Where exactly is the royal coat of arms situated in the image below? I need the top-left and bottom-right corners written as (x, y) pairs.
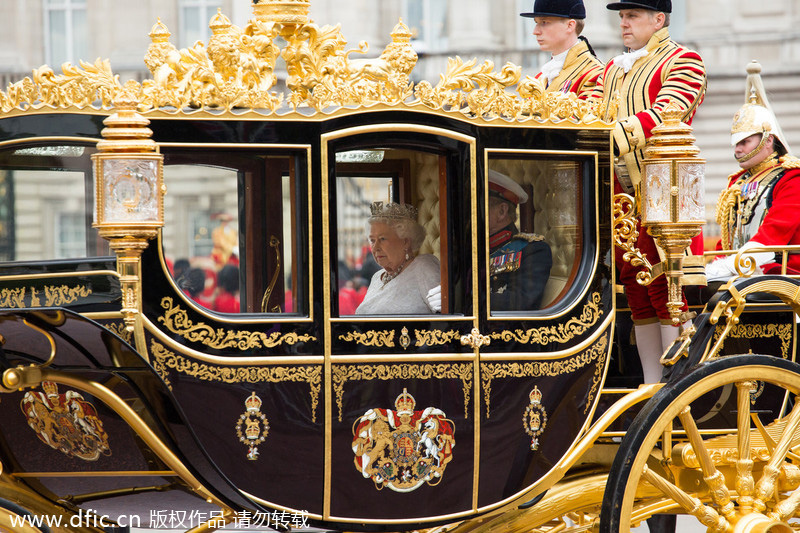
top-left (352, 388), bottom-right (455, 492)
top-left (20, 381), bottom-right (111, 461)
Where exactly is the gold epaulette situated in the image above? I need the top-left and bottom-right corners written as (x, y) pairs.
top-left (513, 233), bottom-right (546, 243)
top-left (780, 155), bottom-right (800, 170)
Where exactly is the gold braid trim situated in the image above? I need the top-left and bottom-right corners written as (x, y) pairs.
top-left (715, 181), bottom-right (741, 250)
top-left (780, 155), bottom-right (800, 169)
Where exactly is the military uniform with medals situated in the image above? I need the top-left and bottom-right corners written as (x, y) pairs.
top-left (490, 225), bottom-right (552, 311)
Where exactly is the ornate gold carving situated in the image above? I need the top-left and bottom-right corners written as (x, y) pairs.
top-left (158, 297), bottom-right (316, 349)
top-left (585, 354), bottom-right (605, 415)
top-left (613, 194), bottom-right (654, 286)
top-left (338, 330), bottom-right (395, 348)
top-left (104, 321), bottom-right (134, 344)
top-left (711, 323), bottom-right (792, 359)
top-left (461, 327), bottom-right (491, 349)
top-left (414, 329), bottom-right (461, 347)
top-left (332, 363), bottom-right (473, 422)
top-left (399, 327), bottom-right (411, 350)
top-left (0, 6), bottom-right (611, 124)
top-left (523, 386), bottom-right (547, 450)
top-left (149, 340), bottom-right (321, 422)
top-left (489, 292), bottom-right (602, 345)
top-left (0, 285), bottom-right (91, 308)
top-left (482, 332), bottom-right (608, 418)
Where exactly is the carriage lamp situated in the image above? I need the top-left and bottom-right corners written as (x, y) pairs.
top-left (92, 80), bottom-right (165, 334)
top-left (640, 103), bottom-right (705, 324)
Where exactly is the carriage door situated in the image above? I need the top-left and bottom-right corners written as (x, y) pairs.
top-left (320, 125), bottom-right (483, 523)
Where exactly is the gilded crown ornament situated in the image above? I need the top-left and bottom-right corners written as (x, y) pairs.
top-left (236, 391), bottom-right (270, 460)
top-left (369, 201), bottom-right (418, 221)
top-left (0, 0), bottom-right (608, 123)
top-left (394, 388), bottom-right (417, 414)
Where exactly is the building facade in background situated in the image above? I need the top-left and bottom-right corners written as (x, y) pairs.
top-left (1, 0), bottom-right (798, 243)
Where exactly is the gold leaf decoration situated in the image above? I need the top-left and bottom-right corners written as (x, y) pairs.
top-left (482, 332), bottom-right (608, 418)
top-left (149, 340), bottom-right (321, 422)
top-left (712, 323), bottom-right (792, 359)
top-left (105, 321), bottom-right (134, 344)
top-left (0, 288), bottom-right (26, 308)
top-left (338, 330), bottom-right (395, 348)
top-left (414, 329), bottom-right (462, 347)
top-left (332, 363), bottom-right (473, 422)
top-left (158, 297), bottom-right (316, 350)
top-left (489, 292), bottom-right (603, 345)
top-left (0, 285), bottom-right (91, 308)
top-left (0, 6), bottom-right (612, 124)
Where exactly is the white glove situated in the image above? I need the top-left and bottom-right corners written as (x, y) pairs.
top-left (706, 241), bottom-right (775, 282)
top-left (426, 285), bottom-right (442, 313)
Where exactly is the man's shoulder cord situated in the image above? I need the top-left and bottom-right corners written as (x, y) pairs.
top-left (512, 233), bottom-right (546, 243)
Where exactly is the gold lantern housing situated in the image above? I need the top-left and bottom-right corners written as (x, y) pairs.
top-left (641, 102), bottom-right (706, 324)
top-left (92, 80), bottom-right (165, 334)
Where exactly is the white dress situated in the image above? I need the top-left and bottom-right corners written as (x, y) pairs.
top-left (355, 254), bottom-right (440, 315)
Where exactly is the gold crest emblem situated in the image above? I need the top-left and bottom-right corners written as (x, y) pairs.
top-left (352, 389), bottom-right (455, 492)
top-left (523, 386), bottom-right (548, 451)
top-left (236, 392), bottom-right (270, 460)
top-left (20, 381), bottom-right (111, 461)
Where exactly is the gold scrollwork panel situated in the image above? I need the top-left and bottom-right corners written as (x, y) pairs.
top-left (711, 322), bottom-right (793, 359)
top-left (0, 285), bottom-right (92, 308)
top-left (481, 333), bottom-right (609, 418)
top-left (149, 340), bottom-right (321, 422)
top-left (158, 297), bottom-right (316, 350)
top-left (414, 329), bottom-right (462, 347)
top-left (338, 330), bottom-right (395, 348)
top-left (489, 292), bottom-right (602, 345)
top-left (332, 363), bottom-right (473, 422)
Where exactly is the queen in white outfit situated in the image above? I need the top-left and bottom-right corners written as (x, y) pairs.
top-left (355, 202), bottom-right (440, 315)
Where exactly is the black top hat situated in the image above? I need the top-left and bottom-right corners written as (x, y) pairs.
top-left (606, 0), bottom-right (672, 13)
top-left (520, 0), bottom-right (586, 19)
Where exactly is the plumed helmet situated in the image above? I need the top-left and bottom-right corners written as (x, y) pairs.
top-left (730, 61), bottom-right (790, 155)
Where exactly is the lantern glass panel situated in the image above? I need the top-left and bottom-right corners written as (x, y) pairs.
top-left (678, 161), bottom-right (705, 222)
top-left (642, 162), bottom-right (671, 223)
top-left (101, 158), bottom-right (160, 223)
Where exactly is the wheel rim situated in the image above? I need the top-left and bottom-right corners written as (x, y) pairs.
top-left (600, 356), bottom-right (800, 532)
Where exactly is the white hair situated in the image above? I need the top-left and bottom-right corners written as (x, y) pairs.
top-left (366, 217), bottom-right (426, 254)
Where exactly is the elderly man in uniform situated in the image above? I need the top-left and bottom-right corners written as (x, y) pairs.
top-left (591, 0), bottom-right (707, 385)
top-left (487, 170), bottom-right (552, 311)
top-left (520, 0), bottom-right (604, 99)
top-left (709, 62), bottom-right (800, 281)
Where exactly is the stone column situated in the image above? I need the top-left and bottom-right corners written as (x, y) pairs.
top-left (447, 0), bottom-right (498, 52)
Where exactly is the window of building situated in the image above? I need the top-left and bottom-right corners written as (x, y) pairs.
top-left (517, 0), bottom-right (539, 50)
top-left (44, 0), bottom-right (88, 67)
top-left (55, 212), bottom-right (86, 259)
top-left (179, 0), bottom-right (223, 48)
top-left (403, 0), bottom-right (449, 52)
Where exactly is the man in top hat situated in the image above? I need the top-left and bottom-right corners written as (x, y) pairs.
top-left (520, 0), bottom-right (604, 99)
top-left (709, 61), bottom-right (800, 281)
top-left (488, 170), bottom-right (552, 310)
top-left (590, 0), bottom-right (707, 385)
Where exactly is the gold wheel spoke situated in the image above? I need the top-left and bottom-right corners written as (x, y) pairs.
top-left (755, 398), bottom-right (800, 512)
top-left (737, 381), bottom-right (756, 514)
top-left (642, 465), bottom-right (731, 532)
top-left (678, 406), bottom-right (735, 519)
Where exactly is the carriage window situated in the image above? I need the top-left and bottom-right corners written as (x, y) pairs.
top-left (0, 144), bottom-right (106, 262)
top-left (335, 148), bottom-right (445, 316)
top-left (162, 153), bottom-right (303, 315)
top-left (488, 156), bottom-right (582, 313)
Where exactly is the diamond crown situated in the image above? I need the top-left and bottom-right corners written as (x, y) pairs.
top-left (245, 392), bottom-right (262, 412)
top-left (369, 202), bottom-right (418, 221)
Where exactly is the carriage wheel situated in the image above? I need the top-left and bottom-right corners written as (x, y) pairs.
top-left (600, 355), bottom-right (800, 532)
